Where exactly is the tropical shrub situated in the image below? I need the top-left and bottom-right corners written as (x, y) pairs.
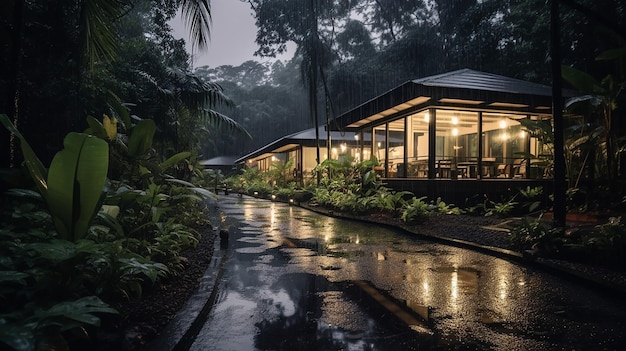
top-left (1, 113), bottom-right (212, 349)
top-left (275, 184), bottom-right (297, 201)
top-left (2, 115), bottom-right (109, 243)
top-left (508, 215), bottom-right (564, 254)
top-left (268, 158), bottom-right (295, 187)
top-left (401, 196), bottom-right (430, 224)
top-left (485, 196), bottom-right (519, 217)
top-left (0, 193), bottom-right (119, 350)
top-left (578, 216), bottom-right (626, 266)
top-left (313, 156), bottom-right (382, 196)
top-left (374, 188), bottom-right (413, 215)
top-left (518, 186), bottom-right (544, 213)
top-left (431, 197), bottom-right (463, 215)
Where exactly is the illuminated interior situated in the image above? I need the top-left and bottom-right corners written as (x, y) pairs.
top-left (367, 108), bottom-right (552, 179)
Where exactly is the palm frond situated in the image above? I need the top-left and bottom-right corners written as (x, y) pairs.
top-left (203, 109), bottom-right (252, 139)
top-left (82, 0), bottom-right (129, 68)
top-left (166, 67), bottom-right (234, 110)
top-left (133, 69), bottom-right (172, 96)
top-left (179, 0), bottom-right (212, 51)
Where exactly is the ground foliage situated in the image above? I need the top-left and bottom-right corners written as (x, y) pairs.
top-left (228, 155), bottom-right (626, 271)
top-left (1, 0), bottom-right (625, 349)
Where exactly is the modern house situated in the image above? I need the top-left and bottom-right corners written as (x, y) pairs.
top-left (236, 126), bottom-right (367, 182)
top-left (327, 68), bottom-right (568, 204)
top-left (199, 156), bottom-right (239, 175)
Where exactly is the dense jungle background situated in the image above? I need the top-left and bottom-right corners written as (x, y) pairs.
top-left (2, 0), bottom-right (624, 166)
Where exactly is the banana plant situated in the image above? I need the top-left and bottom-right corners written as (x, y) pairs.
top-left (562, 45), bottom-right (625, 183)
top-left (87, 114), bottom-right (192, 179)
top-left (1, 114), bottom-right (109, 242)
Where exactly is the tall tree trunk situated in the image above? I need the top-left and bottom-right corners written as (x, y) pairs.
top-left (307, 0), bottom-right (321, 185)
top-left (4, 0), bottom-right (24, 168)
top-left (605, 105), bottom-right (615, 183)
top-left (551, 0), bottom-right (567, 227)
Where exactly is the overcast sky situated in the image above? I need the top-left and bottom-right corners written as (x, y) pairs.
top-left (170, 0), bottom-right (293, 68)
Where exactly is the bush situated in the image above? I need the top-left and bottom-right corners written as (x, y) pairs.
top-left (401, 196), bottom-right (430, 224)
top-left (508, 215), bottom-right (564, 254)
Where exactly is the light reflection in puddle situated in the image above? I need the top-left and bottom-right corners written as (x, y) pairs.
top-left (235, 247), bottom-right (268, 254)
top-left (191, 196), bottom-right (626, 351)
top-left (256, 254), bottom-right (275, 264)
top-left (280, 248), bottom-right (317, 257)
top-left (318, 290), bottom-right (371, 333)
top-left (265, 288), bottom-right (296, 317)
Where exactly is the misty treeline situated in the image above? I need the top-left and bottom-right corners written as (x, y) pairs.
top-left (201, 0), bottom-right (624, 157)
top-left (1, 0), bottom-right (624, 165)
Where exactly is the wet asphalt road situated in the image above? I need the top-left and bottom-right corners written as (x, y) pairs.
top-left (188, 195), bottom-right (626, 351)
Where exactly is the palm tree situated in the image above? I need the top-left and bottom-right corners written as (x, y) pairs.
top-left (178, 0), bottom-right (212, 51)
top-left (3, 0), bottom-right (234, 166)
top-left (81, 0), bottom-right (213, 68)
top-left (144, 67), bottom-right (251, 153)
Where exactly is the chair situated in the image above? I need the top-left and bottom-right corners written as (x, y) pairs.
top-left (417, 161), bottom-right (428, 178)
top-left (496, 163), bottom-right (511, 178)
top-left (511, 159), bottom-right (526, 178)
top-left (481, 157), bottom-right (497, 178)
top-left (437, 159), bottom-right (452, 178)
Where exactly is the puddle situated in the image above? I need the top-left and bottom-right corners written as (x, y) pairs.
top-left (252, 274), bottom-right (435, 351)
top-left (187, 195), bottom-right (626, 351)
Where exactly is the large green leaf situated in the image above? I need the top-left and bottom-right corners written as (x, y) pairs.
top-left (0, 114), bottom-right (48, 198)
top-left (179, 0), bottom-right (212, 51)
top-left (160, 151), bottom-right (191, 170)
top-left (0, 323), bottom-right (34, 351)
top-left (561, 65), bottom-right (604, 94)
top-left (47, 133), bottom-right (109, 242)
top-left (107, 90), bottom-right (133, 131)
top-left (164, 177), bottom-right (195, 187)
top-left (0, 271), bottom-right (29, 285)
top-left (85, 115), bottom-right (108, 139)
top-left (164, 178), bottom-right (217, 199)
top-left (596, 47), bottom-right (626, 61)
top-left (127, 119), bottom-right (156, 157)
top-left (35, 296), bottom-right (118, 327)
top-left (27, 240), bottom-right (78, 261)
top-left (82, 0), bottom-right (127, 68)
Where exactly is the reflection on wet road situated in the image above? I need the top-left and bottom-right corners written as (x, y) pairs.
top-left (190, 195), bottom-right (626, 350)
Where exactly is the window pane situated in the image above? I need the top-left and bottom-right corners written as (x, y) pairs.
top-left (435, 110), bottom-right (478, 178)
top-left (388, 119), bottom-right (404, 177)
top-left (483, 113), bottom-right (529, 178)
top-left (373, 126), bottom-right (386, 176)
top-left (408, 111), bottom-right (430, 178)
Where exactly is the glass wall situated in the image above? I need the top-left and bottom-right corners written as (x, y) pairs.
top-left (361, 130), bottom-right (373, 162)
top-left (373, 126), bottom-right (387, 176)
top-left (434, 110), bottom-right (479, 178)
top-left (302, 147), bottom-right (326, 174)
top-left (257, 157), bottom-right (271, 172)
top-left (388, 121), bottom-right (405, 177)
top-left (367, 108), bottom-right (551, 179)
top-left (483, 113), bottom-right (529, 178)
top-left (407, 111), bottom-right (430, 178)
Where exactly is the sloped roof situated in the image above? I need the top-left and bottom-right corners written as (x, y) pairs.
top-left (236, 126), bottom-right (358, 164)
top-left (412, 69), bottom-right (554, 96)
top-left (329, 68), bottom-right (568, 131)
top-left (199, 156), bottom-right (239, 167)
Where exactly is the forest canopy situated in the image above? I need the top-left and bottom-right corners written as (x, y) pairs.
top-left (1, 0), bottom-right (624, 161)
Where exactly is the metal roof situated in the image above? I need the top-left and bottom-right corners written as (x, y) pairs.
top-left (199, 156), bottom-right (239, 167)
top-left (329, 68), bottom-right (570, 131)
top-left (412, 68), bottom-right (554, 96)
